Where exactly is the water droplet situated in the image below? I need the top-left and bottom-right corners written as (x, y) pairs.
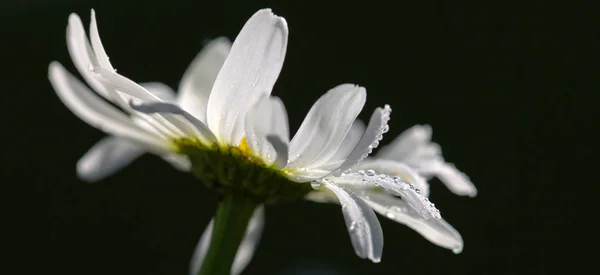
top-left (386, 206), bottom-right (402, 219)
top-left (392, 176), bottom-right (401, 182)
top-left (358, 170), bottom-right (366, 175)
top-left (372, 140), bottom-right (379, 148)
top-left (379, 174), bottom-right (387, 179)
top-left (415, 188), bottom-right (421, 194)
top-left (382, 124), bottom-right (389, 133)
top-left (377, 134), bottom-right (383, 141)
top-left (409, 184), bottom-right (415, 190)
top-left (366, 170), bottom-right (375, 176)
top-left (349, 221), bottom-right (357, 231)
top-left (311, 182), bottom-right (322, 190)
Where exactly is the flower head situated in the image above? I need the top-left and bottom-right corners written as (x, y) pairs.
top-left (49, 8), bottom-right (464, 269)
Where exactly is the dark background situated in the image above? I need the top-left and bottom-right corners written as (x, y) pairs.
top-left (2, 0), bottom-right (596, 274)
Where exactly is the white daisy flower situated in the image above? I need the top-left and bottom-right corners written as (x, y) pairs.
top-left (48, 8), bottom-right (455, 274)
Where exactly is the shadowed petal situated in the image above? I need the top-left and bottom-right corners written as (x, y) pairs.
top-left (48, 62), bottom-right (169, 153)
top-left (361, 191), bottom-right (463, 253)
top-left (322, 182), bottom-right (383, 262)
top-left (77, 137), bottom-right (144, 182)
top-left (245, 96), bottom-right (290, 167)
top-left (178, 37), bottom-right (231, 122)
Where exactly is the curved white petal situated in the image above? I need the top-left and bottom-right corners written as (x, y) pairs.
top-left (77, 137), bottom-right (144, 182)
top-left (48, 62), bottom-right (169, 154)
top-left (322, 182), bottom-right (383, 263)
top-left (287, 166), bottom-right (340, 182)
top-left (360, 191), bottom-right (463, 253)
top-left (245, 96), bottom-right (290, 167)
top-left (353, 159), bottom-right (430, 197)
top-left (189, 206), bottom-right (265, 275)
top-left (377, 124), bottom-right (435, 161)
top-left (333, 105), bottom-right (391, 176)
top-left (328, 172), bottom-right (441, 220)
top-left (140, 82), bottom-right (176, 102)
top-left (66, 13), bottom-right (112, 99)
top-left (305, 186), bottom-right (463, 253)
top-left (287, 84), bottom-right (366, 169)
top-left (328, 120), bottom-right (366, 162)
top-left (129, 101), bottom-right (216, 145)
top-left (207, 9), bottom-right (288, 145)
top-left (160, 154), bottom-right (191, 172)
top-left (417, 159), bottom-right (477, 197)
top-left (89, 9), bottom-right (114, 71)
top-left (178, 37), bottom-right (231, 122)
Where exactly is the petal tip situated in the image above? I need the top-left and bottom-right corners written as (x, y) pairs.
top-left (452, 245), bottom-right (463, 254)
top-left (68, 13), bottom-right (82, 25)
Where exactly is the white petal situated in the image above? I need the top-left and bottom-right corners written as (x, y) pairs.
top-left (417, 159), bottom-right (477, 197)
top-left (129, 101), bottom-right (217, 145)
top-left (328, 120), bottom-right (366, 162)
top-left (231, 206), bottom-right (265, 275)
top-left (245, 96), bottom-right (290, 167)
top-left (322, 182), bottom-right (383, 263)
top-left (89, 9), bottom-right (114, 71)
top-left (360, 191), bottom-right (463, 253)
top-left (66, 13), bottom-right (111, 99)
top-left (48, 62), bottom-right (169, 154)
top-left (377, 124), bottom-right (434, 161)
top-left (189, 206), bottom-right (265, 275)
top-left (287, 84), bottom-right (366, 169)
top-left (160, 154), bottom-right (191, 172)
top-left (140, 82), bottom-right (176, 102)
top-left (328, 172), bottom-right (441, 220)
top-left (92, 67), bottom-right (164, 102)
top-left (77, 137), bottom-right (144, 182)
top-left (287, 166), bottom-right (340, 182)
top-left (353, 159), bottom-right (430, 197)
top-left (178, 37), bottom-right (231, 122)
top-left (91, 67), bottom-right (216, 143)
top-left (206, 9), bottom-right (288, 145)
top-left (333, 105), bottom-right (391, 176)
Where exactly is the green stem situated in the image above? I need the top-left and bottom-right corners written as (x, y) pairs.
top-left (198, 192), bottom-right (259, 275)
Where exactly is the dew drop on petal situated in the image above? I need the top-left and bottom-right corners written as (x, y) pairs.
top-left (349, 221), bottom-right (357, 231)
top-left (415, 188), bottom-right (421, 194)
top-left (372, 140), bottom-right (379, 148)
top-left (386, 206), bottom-right (402, 219)
top-left (382, 124), bottom-right (389, 133)
top-left (392, 176), bottom-right (401, 182)
top-left (358, 170), bottom-right (366, 175)
top-left (366, 169), bottom-right (376, 176)
top-left (311, 182), bottom-right (322, 190)
top-left (379, 174), bottom-right (387, 179)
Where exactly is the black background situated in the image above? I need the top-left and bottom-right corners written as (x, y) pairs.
top-left (2, 0), bottom-right (596, 274)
